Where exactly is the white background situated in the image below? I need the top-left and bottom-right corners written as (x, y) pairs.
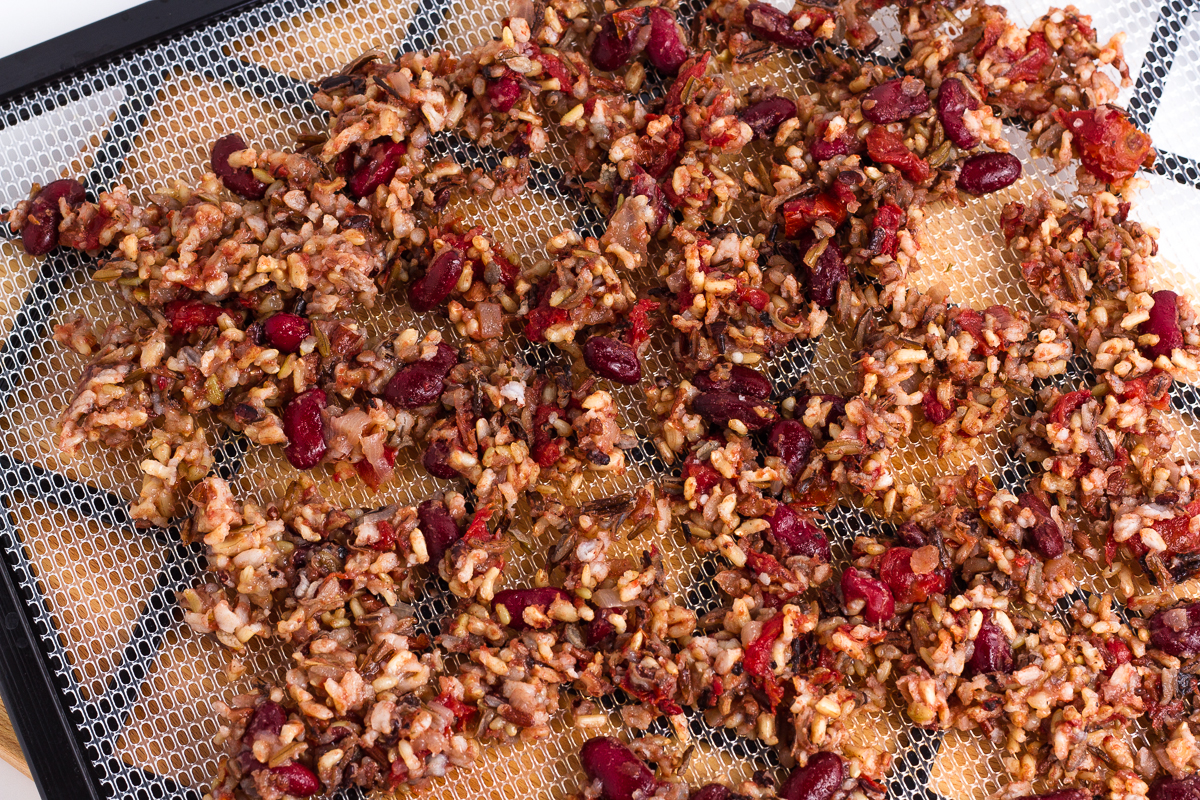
top-left (0, 7), bottom-right (137, 799)
top-left (0, 0), bottom-right (144, 60)
top-left (0, 759), bottom-right (37, 800)
top-left (1, 5), bottom-right (143, 796)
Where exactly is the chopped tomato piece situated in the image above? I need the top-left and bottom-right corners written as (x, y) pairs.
top-left (533, 52), bottom-right (571, 90)
top-left (435, 692), bottom-right (475, 728)
top-left (665, 53), bottom-right (710, 114)
top-left (525, 278), bottom-right (568, 341)
top-left (1153, 500), bottom-right (1200, 553)
top-left (532, 405), bottom-right (567, 467)
top-left (738, 285), bottom-right (770, 311)
top-left (371, 519), bottom-right (397, 551)
top-left (973, 16), bottom-right (1006, 58)
top-left (743, 614), bottom-right (786, 709)
top-left (464, 504), bottom-right (495, 541)
top-left (869, 203), bottom-right (904, 258)
top-left (641, 115), bottom-right (684, 179)
top-left (953, 308), bottom-right (988, 353)
top-left (164, 300), bottom-right (225, 335)
top-left (1055, 106), bottom-right (1154, 184)
top-left (1005, 32), bottom-right (1052, 82)
top-left (682, 452), bottom-right (722, 497)
top-left (793, 471), bottom-right (837, 508)
top-left (865, 126), bottom-right (930, 182)
top-left (1120, 370), bottom-right (1172, 411)
top-left (878, 547), bottom-right (949, 604)
top-left (624, 299), bottom-right (661, 348)
top-left (781, 191), bottom-right (847, 237)
top-left (1049, 389), bottom-right (1093, 425)
top-left (1101, 638), bottom-right (1131, 674)
top-left (355, 447), bottom-right (397, 491)
top-left (491, 250), bottom-right (520, 287)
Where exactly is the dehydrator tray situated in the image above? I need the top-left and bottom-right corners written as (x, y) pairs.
top-left (3, 0), bottom-right (1200, 799)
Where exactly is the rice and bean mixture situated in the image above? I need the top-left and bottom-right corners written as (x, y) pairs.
top-left (8, 0), bottom-right (1200, 799)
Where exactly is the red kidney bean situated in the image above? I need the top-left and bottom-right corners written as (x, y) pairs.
top-left (957, 152), bottom-right (1022, 195)
top-left (583, 336), bottom-right (642, 384)
top-left (937, 77), bottom-right (981, 149)
top-left (245, 701), bottom-right (286, 739)
top-left (1150, 775), bottom-right (1200, 800)
top-left (645, 8), bottom-right (688, 74)
top-left (767, 503), bottom-right (830, 561)
top-left (694, 365), bottom-right (772, 399)
top-left (1017, 492), bottom-right (1064, 558)
top-left (968, 609), bottom-right (1013, 675)
top-left (262, 313), bottom-right (310, 353)
top-left (1017, 791), bottom-right (1092, 800)
top-left (810, 117), bottom-right (865, 162)
top-left (426, 342), bottom-right (459, 375)
top-left (349, 140), bottom-right (407, 197)
top-left (840, 567), bottom-right (894, 624)
top-left (384, 362), bottom-right (446, 409)
top-left (861, 78), bottom-right (930, 124)
top-left (1142, 289), bottom-right (1184, 359)
top-left (410, 248), bottom-right (465, 313)
top-left (493, 587), bottom-right (571, 629)
top-left (1150, 602), bottom-right (1200, 658)
top-left (744, 2), bottom-right (814, 50)
top-left (422, 440), bottom-right (459, 480)
top-left (164, 300), bottom-right (225, 335)
top-left (878, 546), bottom-right (950, 604)
top-left (270, 763), bottom-right (320, 797)
top-left (896, 521), bottom-right (928, 547)
top-left (591, 13), bottom-right (635, 71)
top-left (283, 389), bottom-right (328, 470)
top-left (741, 97), bottom-right (797, 141)
top-left (418, 499), bottom-right (463, 564)
top-left (579, 737), bottom-right (657, 800)
top-left (781, 752), bottom-right (844, 800)
top-left (767, 419), bottom-right (815, 478)
top-left (805, 237), bottom-right (847, 309)
top-left (211, 134), bottom-right (267, 200)
top-left (810, 135), bottom-right (852, 162)
top-left (586, 614), bottom-right (615, 646)
top-left (20, 179), bottom-right (86, 256)
top-left (237, 750), bottom-right (266, 772)
top-left (487, 74), bottom-right (522, 113)
top-left (691, 786), bottom-right (732, 800)
top-left (693, 391), bottom-right (779, 431)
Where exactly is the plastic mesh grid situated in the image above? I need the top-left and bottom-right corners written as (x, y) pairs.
top-left (1, 0), bottom-right (1200, 798)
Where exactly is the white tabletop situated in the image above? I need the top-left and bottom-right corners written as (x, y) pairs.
top-left (0, 6), bottom-right (137, 798)
top-left (0, 0), bottom-right (145, 60)
top-left (0, 758), bottom-right (37, 800)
